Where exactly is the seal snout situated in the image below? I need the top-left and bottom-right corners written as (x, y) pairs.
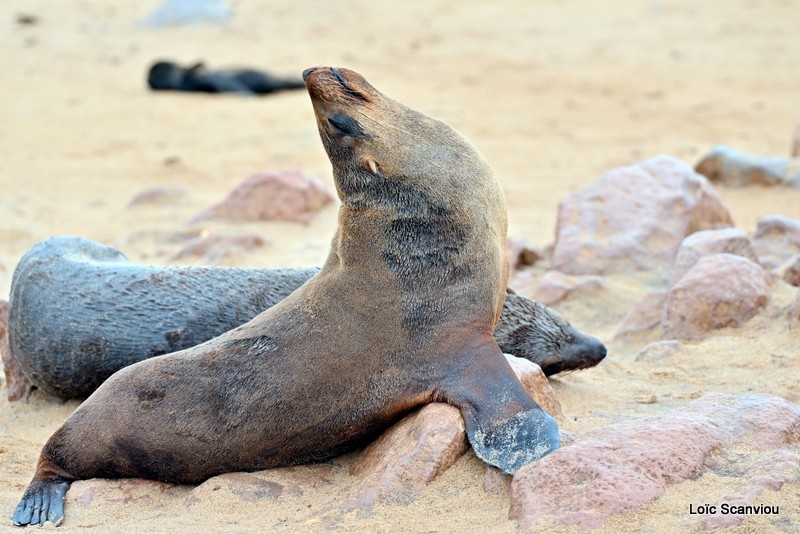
top-left (303, 66), bottom-right (371, 104)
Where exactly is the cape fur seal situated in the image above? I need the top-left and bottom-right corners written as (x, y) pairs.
top-left (147, 60), bottom-right (305, 96)
top-left (4, 237), bottom-right (606, 401)
top-left (12, 66), bottom-right (561, 526)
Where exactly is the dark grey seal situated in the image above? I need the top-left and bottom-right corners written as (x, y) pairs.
top-left (147, 61), bottom-right (305, 96)
top-left (5, 236), bottom-right (606, 401)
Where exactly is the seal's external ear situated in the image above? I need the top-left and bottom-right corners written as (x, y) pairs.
top-left (364, 157), bottom-right (379, 175)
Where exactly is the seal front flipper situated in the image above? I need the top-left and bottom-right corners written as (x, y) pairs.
top-left (12, 477), bottom-right (70, 527)
top-left (439, 339), bottom-right (560, 475)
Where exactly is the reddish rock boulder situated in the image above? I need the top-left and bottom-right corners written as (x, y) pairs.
top-left (669, 228), bottom-right (757, 286)
top-left (700, 449), bottom-right (800, 530)
top-left (695, 145), bottom-right (800, 188)
top-left (507, 237), bottom-right (542, 270)
top-left (127, 185), bottom-right (187, 207)
top-left (0, 299), bottom-right (34, 402)
top-left (535, 270), bottom-right (605, 306)
top-left (553, 156), bottom-right (733, 275)
top-left (340, 403), bottom-right (467, 509)
top-left (752, 214), bottom-right (800, 269)
top-left (509, 393), bottom-right (800, 532)
top-left (504, 354), bottom-right (563, 419)
top-left (171, 232), bottom-right (268, 264)
top-left (662, 254), bottom-right (770, 340)
top-left (185, 472), bottom-right (284, 507)
top-left (68, 479), bottom-right (177, 508)
top-left (614, 291), bottom-right (667, 341)
top-left (192, 169), bottom-right (333, 224)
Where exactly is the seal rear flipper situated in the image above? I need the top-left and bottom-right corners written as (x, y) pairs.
top-left (439, 340), bottom-right (560, 475)
top-left (12, 477), bottom-right (70, 527)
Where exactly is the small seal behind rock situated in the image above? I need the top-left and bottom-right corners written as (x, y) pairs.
top-left (147, 60), bottom-right (305, 96)
top-left (4, 237), bottom-right (606, 401)
top-left (12, 67), bottom-right (560, 526)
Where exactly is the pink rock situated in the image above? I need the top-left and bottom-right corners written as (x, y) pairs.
top-left (694, 145), bottom-right (800, 187)
top-left (509, 393), bottom-right (800, 532)
top-left (752, 214), bottom-right (800, 269)
top-left (504, 354), bottom-right (563, 420)
top-left (68, 479), bottom-right (175, 508)
top-left (341, 403), bottom-right (467, 508)
top-left (662, 254), bottom-right (770, 340)
top-left (507, 238), bottom-right (542, 270)
top-left (535, 270), bottom-right (605, 306)
top-left (170, 232), bottom-right (268, 263)
top-left (192, 169), bottom-right (333, 224)
top-left (552, 156), bottom-right (733, 275)
top-left (127, 185), bottom-right (186, 207)
top-left (701, 449), bottom-right (800, 529)
top-left (0, 299), bottom-right (34, 402)
top-left (185, 472), bottom-right (284, 507)
top-left (670, 228), bottom-right (757, 286)
top-left (791, 291), bottom-right (800, 321)
top-left (614, 291), bottom-right (667, 341)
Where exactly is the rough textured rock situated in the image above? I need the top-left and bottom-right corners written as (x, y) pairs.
top-left (700, 449), bottom-right (800, 530)
top-left (0, 299), bottom-right (34, 402)
top-left (695, 145), bottom-right (800, 188)
top-left (778, 254), bottom-right (800, 287)
top-left (662, 254), bottom-right (770, 340)
top-left (340, 403), bottom-right (468, 509)
top-left (509, 393), bottom-right (800, 532)
top-left (614, 291), bottom-right (667, 341)
top-left (184, 464), bottom-right (334, 508)
top-left (670, 228), bottom-right (757, 286)
top-left (127, 185), bottom-right (187, 207)
top-left (553, 156), bottom-right (733, 275)
top-left (535, 270), bottom-right (605, 306)
top-left (170, 232), bottom-right (268, 263)
top-left (185, 472), bottom-right (284, 507)
top-left (68, 479), bottom-right (177, 508)
top-left (504, 354), bottom-right (563, 419)
top-left (793, 123), bottom-right (800, 158)
top-left (752, 214), bottom-right (800, 269)
top-left (192, 169), bottom-right (333, 224)
top-left (507, 237), bottom-right (542, 270)
top-left (791, 291), bottom-right (800, 321)
top-left (634, 340), bottom-right (683, 363)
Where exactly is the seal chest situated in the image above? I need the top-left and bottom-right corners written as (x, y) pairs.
top-left (12, 67), bottom-right (560, 527)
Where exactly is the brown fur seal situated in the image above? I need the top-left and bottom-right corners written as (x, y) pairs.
top-left (4, 237), bottom-right (606, 401)
top-left (12, 66), bottom-right (560, 526)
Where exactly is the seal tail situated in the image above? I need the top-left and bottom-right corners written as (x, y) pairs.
top-left (12, 476), bottom-right (70, 527)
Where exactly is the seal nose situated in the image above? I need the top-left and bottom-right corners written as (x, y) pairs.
top-left (302, 67), bottom-right (317, 81)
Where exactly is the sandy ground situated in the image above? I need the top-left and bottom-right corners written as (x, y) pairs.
top-left (1, 0), bottom-right (799, 532)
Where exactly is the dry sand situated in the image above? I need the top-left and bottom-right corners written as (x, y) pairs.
top-left (1, 0), bottom-right (799, 532)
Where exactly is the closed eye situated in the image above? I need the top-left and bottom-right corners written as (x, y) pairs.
top-left (327, 113), bottom-right (372, 140)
